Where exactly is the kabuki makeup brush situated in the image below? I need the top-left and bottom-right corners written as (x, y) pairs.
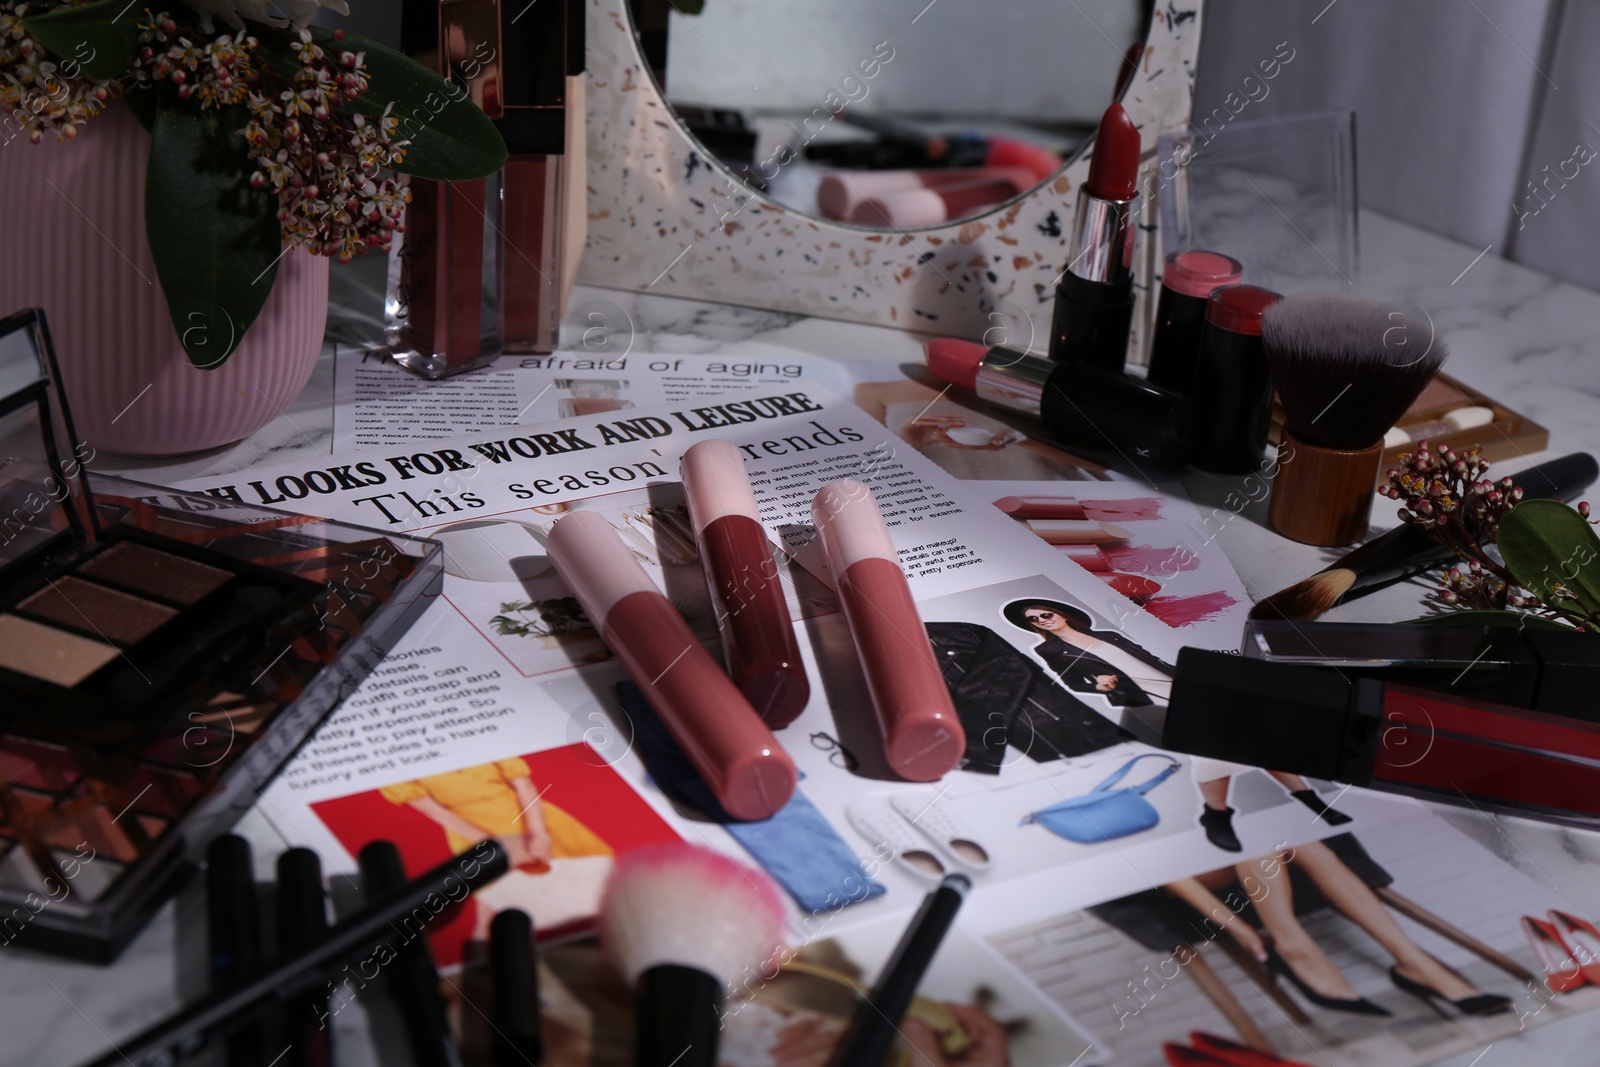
top-left (599, 843), bottom-right (785, 1067)
top-left (1262, 295), bottom-right (1448, 546)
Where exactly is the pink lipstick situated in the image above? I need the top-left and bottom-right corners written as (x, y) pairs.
top-left (811, 481), bottom-right (964, 781)
top-left (1053, 102), bottom-right (1142, 371)
top-left (680, 441), bottom-right (811, 728)
top-left (546, 512), bottom-right (796, 819)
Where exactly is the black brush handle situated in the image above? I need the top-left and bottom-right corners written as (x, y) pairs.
top-left (206, 835), bottom-right (265, 1067)
top-left (359, 841), bottom-right (464, 1067)
top-left (490, 909), bottom-right (543, 1067)
top-left (826, 875), bottom-right (971, 1067)
top-left (636, 964), bottom-right (723, 1067)
top-left (1343, 452), bottom-right (1598, 601)
top-left (276, 848), bottom-right (334, 1067)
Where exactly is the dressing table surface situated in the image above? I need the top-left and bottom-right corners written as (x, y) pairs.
top-left (16, 208), bottom-right (1600, 1067)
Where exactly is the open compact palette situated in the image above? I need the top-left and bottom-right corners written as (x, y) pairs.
top-left (0, 309), bottom-right (443, 960)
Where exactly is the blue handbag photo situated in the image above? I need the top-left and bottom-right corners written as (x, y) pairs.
top-left (1021, 753), bottom-right (1182, 844)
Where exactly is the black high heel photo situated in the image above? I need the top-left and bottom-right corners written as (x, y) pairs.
top-left (1389, 965), bottom-right (1513, 1017)
top-left (1289, 788), bottom-right (1351, 826)
top-left (1264, 945), bottom-right (1392, 1016)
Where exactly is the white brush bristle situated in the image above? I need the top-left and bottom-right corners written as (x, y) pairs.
top-left (599, 843), bottom-right (787, 986)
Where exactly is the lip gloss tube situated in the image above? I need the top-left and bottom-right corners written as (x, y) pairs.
top-left (680, 441), bottom-right (811, 728)
top-left (811, 480), bottom-right (964, 781)
top-left (547, 512), bottom-right (796, 820)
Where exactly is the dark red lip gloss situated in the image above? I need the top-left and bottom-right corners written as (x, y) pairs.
top-left (1051, 102), bottom-right (1141, 371)
top-left (680, 440), bottom-right (811, 728)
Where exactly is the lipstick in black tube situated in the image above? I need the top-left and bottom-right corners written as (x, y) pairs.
top-left (1051, 102), bottom-right (1141, 371)
top-left (924, 339), bottom-right (1191, 469)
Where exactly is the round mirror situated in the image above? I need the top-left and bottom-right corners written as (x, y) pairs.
top-left (625, 0), bottom-right (1155, 230)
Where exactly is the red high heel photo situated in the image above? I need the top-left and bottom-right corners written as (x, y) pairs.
top-left (1549, 910), bottom-right (1600, 985)
top-left (1190, 1031), bottom-right (1315, 1067)
top-left (1522, 915), bottom-right (1587, 993)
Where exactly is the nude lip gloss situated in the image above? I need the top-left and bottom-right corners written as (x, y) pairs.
top-left (680, 441), bottom-right (811, 728)
top-left (811, 480), bottom-right (964, 781)
top-left (546, 512), bottom-right (796, 820)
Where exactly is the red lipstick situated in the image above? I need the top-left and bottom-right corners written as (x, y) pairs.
top-left (546, 512), bottom-right (797, 820)
top-left (811, 481), bottom-right (964, 781)
top-left (1054, 101), bottom-right (1142, 371)
top-left (680, 441), bottom-right (811, 728)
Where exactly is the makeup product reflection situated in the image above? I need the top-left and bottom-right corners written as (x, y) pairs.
top-left (79, 841), bottom-right (510, 1067)
top-left (600, 843), bottom-right (785, 1067)
top-left (1163, 649), bottom-right (1600, 829)
top-left (849, 167), bottom-right (1036, 229)
top-left (824, 873), bottom-right (971, 1067)
top-left (1250, 453), bottom-right (1598, 621)
top-left (546, 511), bottom-right (796, 819)
top-left (812, 480), bottom-right (965, 781)
top-left (0, 308), bottom-right (442, 960)
top-left (680, 440), bottom-right (811, 727)
top-left (923, 338), bottom-right (1192, 469)
top-left (1263, 295), bottom-right (1449, 546)
top-left (359, 841), bottom-right (462, 1067)
top-left (1052, 101), bottom-right (1141, 371)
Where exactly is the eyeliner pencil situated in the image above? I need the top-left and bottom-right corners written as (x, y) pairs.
top-left (360, 840), bottom-right (466, 1067)
top-left (276, 848), bottom-right (334, 1067)
top-left (78, 840), bottom-right (509, 1067)
top-left (825, 874), bottom-right (972, 1067)
top-left (206, 835), bottom-right (264, 1067)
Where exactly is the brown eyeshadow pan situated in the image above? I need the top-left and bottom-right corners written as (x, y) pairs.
top-left (19, 577), bottom-right (178, 646)
top-left (0, 614), bottom-right (121, 686)
top-left (78, 542), bottom-right (232, 604)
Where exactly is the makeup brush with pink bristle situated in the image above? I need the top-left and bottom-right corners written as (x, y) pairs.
top-left (600, 843), bottom-right (787, 1067)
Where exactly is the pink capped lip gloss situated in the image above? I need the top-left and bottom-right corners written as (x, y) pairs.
top-left (680, 441), bottom-right (811, 728)
top-left (811, 480), bottom-right (964, 781)
top-left (546, 512), bottom-right (796, 820)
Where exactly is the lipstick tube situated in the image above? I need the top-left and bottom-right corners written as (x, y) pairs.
top-left (818, 167), bottom-right (1032, 222)
top-left (849, 167), bottom-right (1034, 229)
top-left (546, 512), bottom-right (796, 820)
top-left (924, 340), bottom-right (1192, 468)
top-left (1146, 249), bottom-right (1244, 394)
top-left (811, 481), bottom-right (964, 781)
top-left (1164, 647), bottom-right (1600, 828)
top-left (1187, 284), bottom-right (1281, 474)
top-left (680, 441), bottom-right (811, 728)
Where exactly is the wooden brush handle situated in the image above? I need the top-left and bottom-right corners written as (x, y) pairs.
top-left (1267, 430), bottom-right (1384, 546)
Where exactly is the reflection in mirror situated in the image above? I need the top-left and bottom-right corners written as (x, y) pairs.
top-left (627, 0), bottom-right (1154, 230)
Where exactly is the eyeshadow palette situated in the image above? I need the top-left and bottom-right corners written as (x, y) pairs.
top-left (0, 309), bottom-right (443, 960)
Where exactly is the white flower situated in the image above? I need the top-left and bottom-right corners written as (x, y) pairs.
top-left (181, 0), bottom-right (351, 33)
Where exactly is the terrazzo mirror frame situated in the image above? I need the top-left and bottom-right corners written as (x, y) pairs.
top-left (579, 1), bottom-right (1205, 343)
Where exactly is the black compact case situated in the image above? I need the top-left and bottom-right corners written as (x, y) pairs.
top-left (0, 309), bottom-right (443, 959)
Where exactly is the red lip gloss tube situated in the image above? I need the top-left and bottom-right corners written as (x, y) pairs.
top-left (547, 512), bottom-right (796, 820)
top-left (811, 480), bottom-right (965, 781)
top-left (680, 441), bottom-right (811, 728)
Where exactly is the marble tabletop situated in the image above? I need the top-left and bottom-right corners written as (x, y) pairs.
top-left (25, 208), bottom-right (1600, 1067)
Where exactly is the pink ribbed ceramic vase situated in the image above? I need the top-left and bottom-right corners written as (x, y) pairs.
top-left (0, 103), bottom-right (328, 456)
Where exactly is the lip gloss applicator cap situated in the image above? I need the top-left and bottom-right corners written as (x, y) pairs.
top-left (811, 481), bottom-right (964, 781)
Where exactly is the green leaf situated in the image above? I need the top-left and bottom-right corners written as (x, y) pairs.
top-left (22, 0), bottom-right (144, 81)
top-left (1498, 499), bottom-right (1600, 614)
top-left (1406, 609), bottom-right (1577, 632)
top-left (254, 28), bottom-right (508, 181)
top-left (145, 92), bottom-right (284, 368)
top-left (124, 84), bottom-right (157, 131)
